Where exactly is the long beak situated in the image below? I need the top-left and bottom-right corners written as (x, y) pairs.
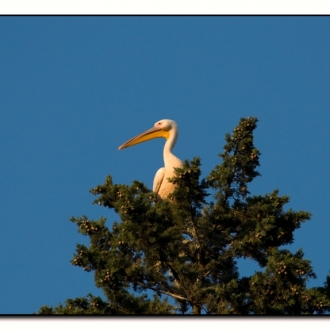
top-left (118, 126), bottom-right (169, 150)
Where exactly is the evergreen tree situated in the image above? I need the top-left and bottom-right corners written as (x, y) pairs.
top-left (38, 117), bottom-right (330, 315)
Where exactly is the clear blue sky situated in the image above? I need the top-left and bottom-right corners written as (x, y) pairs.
top-left (1, 16), bottom-right (330, 314)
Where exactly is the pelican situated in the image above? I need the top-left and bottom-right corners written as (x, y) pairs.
top-left (118, 119), bottom-right (183, 200)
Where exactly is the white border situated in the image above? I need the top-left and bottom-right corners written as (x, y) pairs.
top-left (0, 0), bottom-right (329, 15)
top-left (1, 318), bottom-right (330, 330)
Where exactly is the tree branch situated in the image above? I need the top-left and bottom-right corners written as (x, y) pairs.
top-left (136, 281), bottom-right (190, 302)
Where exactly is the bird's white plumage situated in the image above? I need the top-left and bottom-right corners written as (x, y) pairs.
top-left (153, 167), bottom-right (165, 195)
top-left (118, 119), bottom-right (183, 199)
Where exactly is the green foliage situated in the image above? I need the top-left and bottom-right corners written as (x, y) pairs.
top-left (37, 293), bottom-right (172, 315)
top-left (37, 117), bottom-right (330, 315)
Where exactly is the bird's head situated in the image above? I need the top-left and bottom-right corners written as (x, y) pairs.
top-left (118, 119), bottom-right (178, 150)
top-left (154, 119), bottom-right (177, 132)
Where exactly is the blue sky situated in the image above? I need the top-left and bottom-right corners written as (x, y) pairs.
top-left (1, 16), bottom-right (330, 314)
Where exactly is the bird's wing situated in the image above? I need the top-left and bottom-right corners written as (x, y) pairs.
top-left (153, 167), bottom-right (165, 194)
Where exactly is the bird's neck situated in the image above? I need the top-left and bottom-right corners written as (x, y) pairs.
top-left (163, 132), bottom-right (179, 167)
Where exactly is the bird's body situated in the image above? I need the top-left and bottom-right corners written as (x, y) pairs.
top-left (118, 119), bottom-right (183, 199)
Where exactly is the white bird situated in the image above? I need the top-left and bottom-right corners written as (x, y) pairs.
top-left (118, 119), bottom-right (183, 200)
